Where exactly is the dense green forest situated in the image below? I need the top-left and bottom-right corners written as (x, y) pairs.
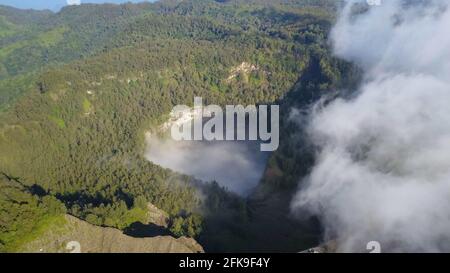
top-left (0, 0), bottom-right (355, 252)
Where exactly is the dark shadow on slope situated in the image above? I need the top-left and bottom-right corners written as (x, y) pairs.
top-left (124, 222), bottom-right (171, 238)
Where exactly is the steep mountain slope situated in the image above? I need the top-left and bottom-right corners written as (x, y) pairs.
top-left (21, 214), bottom-right (203, 253)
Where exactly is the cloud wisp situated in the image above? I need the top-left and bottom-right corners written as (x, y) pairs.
top-left (292, 0), bottom-right (450, 252)
top-left (145, 133), bottom-right (269, 196)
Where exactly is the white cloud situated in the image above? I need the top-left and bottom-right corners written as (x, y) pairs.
top-left (292, 0), bottom-right (450, 252)
top-left (144, 134), bottom-right (269, 196)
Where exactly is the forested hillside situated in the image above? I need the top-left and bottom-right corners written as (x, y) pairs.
top-left (0, 0), bottom-right (355, 252)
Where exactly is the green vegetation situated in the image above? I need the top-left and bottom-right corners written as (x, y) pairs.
top-left (0, 0), bottom-right (356, 252)
top-left (0, 173), bottom-right (67, 252)
top-left (0, 16), bottom-right (18, 38)
top-left (169, 214), bottom-right (203, 238)
top-left (36, 27), bottom-right (68, 47)
top-left (0, 73), bottom-right (36, 111)
top-left (82, 98), bottom-right (92, 113)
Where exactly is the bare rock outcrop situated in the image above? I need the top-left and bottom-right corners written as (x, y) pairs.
top-left (21, 214), bottom-right (204, 253)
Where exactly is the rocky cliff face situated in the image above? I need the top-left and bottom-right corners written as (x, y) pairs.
top-left (146, 203), bottom-right (169, 228)
top-left (21, 214), bottom-right (204, 253)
